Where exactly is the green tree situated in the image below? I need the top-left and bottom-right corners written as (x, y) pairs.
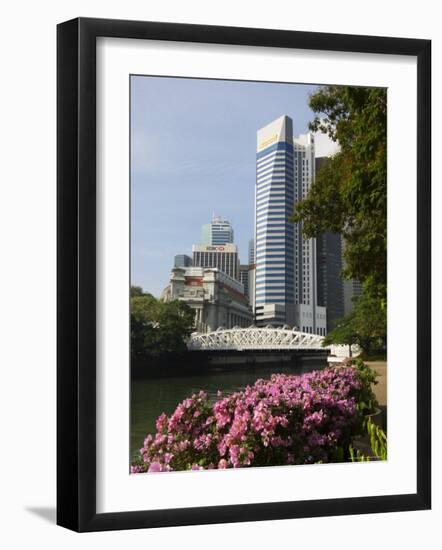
top-left (130, 287), bottom-right (195, 359)
top-left (324, 293), bottom-right (386, 355)
top-left (351, 292), bottom-right (387, 354)
top-left (131, 290), bottom-right (160, 359)
top-left (323, 312), bottom-right (359, 357)
top-left (130, 285), bottom-right (144, 297)
top-left (292, 86), bottom-right (387, 302)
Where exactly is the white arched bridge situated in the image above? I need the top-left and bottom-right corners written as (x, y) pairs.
top-left (188, 326), bottom-right (326, 352)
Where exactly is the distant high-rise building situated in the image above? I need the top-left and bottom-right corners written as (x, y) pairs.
top-left (343, 277), bottom-right (363, 315)
top-left (201, 216), bottom-right (234, 246)
top-left (248, 238), bottom-right (255, 265)
top-left (293, 132), bottom-right (316, 309)
top-left (292, 132), bottom-right (326, 335)
top-left (174, 254), bottom-right (193, 268)
top-left (316, 231), bottom-right (344, 330)
top-left (248, 238), bottom-right (256, 314)
top-left (341, 237), bottom-right (363, 315)
top-left (192, 243), bottom-right (240, 280)
top-left (315, 158), bottom-right (344, 331)
top-left (239, 264), bottom-right (250, 300)
top-left (248, 266), bottom-right (256, 314)
top-left (254, 115), bottom-right (326, 334)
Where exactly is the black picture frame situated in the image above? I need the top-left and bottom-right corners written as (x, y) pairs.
top-left (57, 17), bottom-right (431, 532)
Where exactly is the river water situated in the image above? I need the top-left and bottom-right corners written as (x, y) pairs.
top-left (130, 357), bottom-right (326, 459)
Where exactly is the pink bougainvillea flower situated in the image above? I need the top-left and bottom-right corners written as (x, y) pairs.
top-left (131, 367), bottom-right (366, 474)
top-left (148, 461), bottom-right (162, 473)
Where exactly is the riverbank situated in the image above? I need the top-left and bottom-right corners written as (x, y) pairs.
top-left (366, 360), bottom-right (387, 430)
top-left (131, 350), bottom-right (329, 379)
top-left (365, 361), bottom-right (387, 407)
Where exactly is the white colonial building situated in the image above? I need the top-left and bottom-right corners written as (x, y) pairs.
top-left (161, 266), bottom-right (253, 332)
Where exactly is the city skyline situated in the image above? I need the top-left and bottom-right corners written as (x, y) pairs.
top-left (131, 76), bottom-right (338, 297)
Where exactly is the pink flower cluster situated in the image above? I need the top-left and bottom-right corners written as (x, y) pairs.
top-left (131, 366), bottom-right (364, 473)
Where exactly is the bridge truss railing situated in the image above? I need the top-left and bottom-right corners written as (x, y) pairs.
top-left (188, 327), bottom-right (326, 352)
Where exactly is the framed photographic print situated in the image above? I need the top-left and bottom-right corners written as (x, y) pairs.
top-left (57, 17), bottom-right (431, 532)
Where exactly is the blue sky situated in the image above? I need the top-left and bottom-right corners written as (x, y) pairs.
top-left (131, 76), bottom-right (320, 297)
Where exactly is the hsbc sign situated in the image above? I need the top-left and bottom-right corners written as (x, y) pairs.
top-left (192, 243), bottom-right (238, 253)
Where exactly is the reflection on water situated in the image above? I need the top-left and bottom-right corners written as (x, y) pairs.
top-left (130, 358), bottom-right (326, 459)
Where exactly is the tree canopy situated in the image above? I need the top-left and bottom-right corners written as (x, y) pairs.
top-left (131, 287), bottom-right (195, 359)
top-left (322, 312), bottom-right (359, 357)
top-left (323, 292), bottom-right (387, 355)
top-left (130, 285), bottom-right (144, 297)
top-left (292, 86), bottom-right (387, 302)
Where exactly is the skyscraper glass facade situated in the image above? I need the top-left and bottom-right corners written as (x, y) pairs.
top-left (201, 217), bottom-right (234, 246)
top-left (254, 116), bottom-right (326, 334)
top-left (248, 238), bottom-right (255, 265)
top-left (255, 116), bottom-right (295, 325)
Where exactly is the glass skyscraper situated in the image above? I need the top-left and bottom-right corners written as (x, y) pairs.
top-left (315, 157), bottom-right (344, 331)
top-left (248, 238), bottom-right (255, 265)
top-left (201, 216), bottom-right (234, 246)
top-left (255, 115), bottom-right (295, 326)
top-left (254, 116), bottom-right (326, 334)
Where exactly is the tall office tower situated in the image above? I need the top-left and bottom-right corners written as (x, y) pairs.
top-left (254, 115), bottom-right (326, 334)
top-left (174, 254), bottom-right (193, 268)
top-left (341, 237), bottom-right (363, 315)
top-left (315, 158), bottom-right (344, 332)
top-left (239, 264), bottom-right (250, 300)
top-left (292, 132), bottom-right (327, 335)
top-left (201, 216), bottom-right (234, 246)
top-left (255, 115), bottom-right (295, 326)
top-left (192, 243), bottom-right (240, 280)
top-left (248, 238), bottom-right (256, 314)
top-left (248, 265), bottom-right (256, 315)
top-left (248, 238), bottom-right (255, 265)
top-left (316, 232), bottom-right (344, 331)
top-left (293, 133), bottom-right (316, 307)
top-left (343, 277), bottom-right (363, 315)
